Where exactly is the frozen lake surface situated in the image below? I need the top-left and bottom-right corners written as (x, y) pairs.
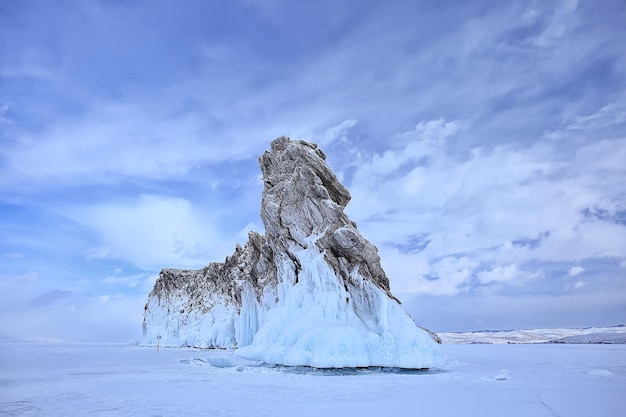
top-left (1, 342), bottom-right (624, 416)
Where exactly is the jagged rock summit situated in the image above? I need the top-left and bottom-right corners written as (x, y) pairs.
top-left (143, 136), bottom-right (445, 368)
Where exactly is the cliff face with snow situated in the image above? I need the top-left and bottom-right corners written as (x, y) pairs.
top-left (143, 136), bottom-right (445, 368)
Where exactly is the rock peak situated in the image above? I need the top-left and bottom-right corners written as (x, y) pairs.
top-left (142, 136), bottom-right (445, 369)
top-left (258, 137), bottom-right (392, 299)
top-left (260, 137), bottom-right (348, 207)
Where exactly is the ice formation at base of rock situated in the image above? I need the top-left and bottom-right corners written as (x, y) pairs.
top-left (143, 137), bottom-right (445, 368)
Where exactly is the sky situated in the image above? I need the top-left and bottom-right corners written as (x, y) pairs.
top-left (1, 0), bottom-right (625, 342)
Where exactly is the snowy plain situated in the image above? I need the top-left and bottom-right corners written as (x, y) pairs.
top-left (1, 342), bottom-right (624, 417)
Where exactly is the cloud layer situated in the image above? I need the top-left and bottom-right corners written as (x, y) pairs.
top-left (1, 0), bottom-right (624, 340)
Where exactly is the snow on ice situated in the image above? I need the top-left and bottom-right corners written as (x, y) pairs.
top-left (1, 342), bottom-right (624, 416)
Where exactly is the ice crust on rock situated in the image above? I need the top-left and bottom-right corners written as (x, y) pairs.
top-left (143, 136), bottom-right (445, 368)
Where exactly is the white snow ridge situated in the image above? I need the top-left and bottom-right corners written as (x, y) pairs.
top-left (142, 137), bottom-right (445, 369)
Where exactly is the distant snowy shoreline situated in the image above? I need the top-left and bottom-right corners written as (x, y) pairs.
top-left (439, 325), bottom-right (626, 344)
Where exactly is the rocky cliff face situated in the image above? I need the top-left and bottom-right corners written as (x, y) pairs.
top-left (143, 136), bottom-right (445, 368)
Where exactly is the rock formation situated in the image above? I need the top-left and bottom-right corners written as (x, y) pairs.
top-left (143, 136), bottom-right (445, 368)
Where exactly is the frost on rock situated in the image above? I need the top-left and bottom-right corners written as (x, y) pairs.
top-left (142, 136), bottom-right (445, 368)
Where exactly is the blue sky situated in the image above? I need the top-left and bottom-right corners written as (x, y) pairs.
top-left (1, 0), bottom-right (625, 342)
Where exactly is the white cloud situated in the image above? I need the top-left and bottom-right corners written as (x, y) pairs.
top-left (380, 248), bottom-right (430, 294)
top-left (532, 0), bottom-right (579, 47)
top-left (568, 266), bottom-right (585, 277)
top-left (522, 8), bottom-right (539, 23)
top-left (566, 101), bottom-right (626, 132)
top-left (0, 104), bottom-right (13, 124)
top-left (69, 195), bottom-right (219, 269)
top-left (85, 246), bottom-right (112, 260)
top-left (478, 264), bottom-right (522, 285)
top-left (0, 46), bottom-right (63, 82)
top-left (0, 293), bottom-right (146, 342)
top-left (142, 274), bottom-right (159, 293)
top-left (236, 222), bottom-right (264, 242)
top-left (386, 253), bottom-right (478, 297)
top-left (346, 105), bottom-right (626, 297)
top-left (101, 272), bottom-right (148, 288)
top-left (318, 118), bottom-right (357, 147)
top-left (1, 103), bottom-right (241, 188)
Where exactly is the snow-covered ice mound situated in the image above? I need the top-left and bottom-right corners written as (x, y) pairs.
top-left (236, 234), bottom-right (444, 368)
top-left (143, 137), bottom-right (445, 369)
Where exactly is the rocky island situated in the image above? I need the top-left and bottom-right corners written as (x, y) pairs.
top-left (142, 136), bottom-right (445, 368)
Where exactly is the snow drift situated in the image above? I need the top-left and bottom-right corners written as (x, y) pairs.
top-left (143, 136), bottom-right (445, 368)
